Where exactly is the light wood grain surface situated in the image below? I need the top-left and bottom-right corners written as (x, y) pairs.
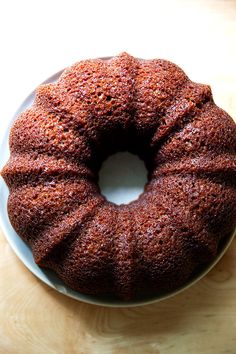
top-left (1, 1), bottom-right (236, 353)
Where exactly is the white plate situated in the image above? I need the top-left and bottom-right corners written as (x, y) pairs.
top-left (0, 68), bottom-right (235, 307)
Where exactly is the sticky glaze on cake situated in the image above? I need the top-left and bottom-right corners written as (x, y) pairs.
top-left (2, 53), bottom-right (236, 300)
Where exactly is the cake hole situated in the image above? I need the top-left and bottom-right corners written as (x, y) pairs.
top-left (99, 152), bottom-right (148, 205)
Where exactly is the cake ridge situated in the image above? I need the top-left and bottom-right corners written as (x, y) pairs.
top-left (9, 106), bottom-right (93, 166)
top-left (112, 204), bottom-right (137, 300)
top-left (153, 153), bottom-right (236, 177)
top-left (151, 82), bottom-right (212, 148)
top-left (7, 179), bottom-right (102, 243)
top-left (2, 152), bottom-right (96, 190)
top-left (46, 203), bottom-right (116, 296)
top-left (35, 198), bottom-right (105, 265)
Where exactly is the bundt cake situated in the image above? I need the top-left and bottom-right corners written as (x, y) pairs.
top-left (1, 53), bottom-right (236, 301)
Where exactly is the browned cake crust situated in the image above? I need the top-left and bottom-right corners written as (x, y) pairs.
top-left (2, 53), bottom-right (236, 300)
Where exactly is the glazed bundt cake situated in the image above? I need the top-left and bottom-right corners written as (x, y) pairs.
top-left (2, 53), bottom-right (236, 300)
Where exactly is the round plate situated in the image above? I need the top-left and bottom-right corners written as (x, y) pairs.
top-left (0, 68), bottom-right (235, 308)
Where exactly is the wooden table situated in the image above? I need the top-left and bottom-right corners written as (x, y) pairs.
top-left (0, 1), bottom-right (236, 353)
